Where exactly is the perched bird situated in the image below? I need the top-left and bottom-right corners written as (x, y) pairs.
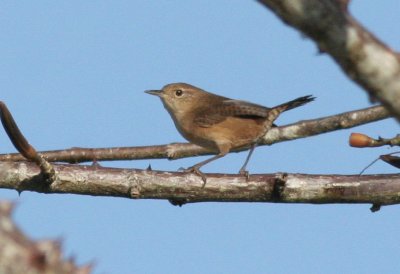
top-left (146, 83), bottom-right (314, 183)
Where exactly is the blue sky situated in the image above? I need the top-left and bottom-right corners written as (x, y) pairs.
top-left (0, 1), bottom-right (399, 273)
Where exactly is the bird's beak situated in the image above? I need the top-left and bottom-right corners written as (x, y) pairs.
top-left (145, 90), bottom-right (164, 97)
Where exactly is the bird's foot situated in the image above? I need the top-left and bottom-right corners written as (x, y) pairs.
top-left (239, 168), bottom-right (250, 181)
top-left (180, 166), bottom-right (207, 187)
top-left (91, 159), bottom-right (102, 167)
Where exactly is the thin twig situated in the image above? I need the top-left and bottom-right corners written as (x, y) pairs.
top-left (0, 105), bottom-right (390, 164)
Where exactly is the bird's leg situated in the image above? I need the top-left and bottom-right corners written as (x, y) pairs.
top-left (183, 153), bottom-right (227, 187)
top-left (183, 145), bottom-right (230, 187)
top-left (183, 165), bottom-right (207, 187)
top-left (239, 143), bottom-right (257, 179)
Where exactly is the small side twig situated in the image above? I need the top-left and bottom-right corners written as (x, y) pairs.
top-left (349, 133), bottom-right (400, 148)
top-left (0, 101), bottom-right (55, 183)
top-left (349, 133), bottom-right (400, 174)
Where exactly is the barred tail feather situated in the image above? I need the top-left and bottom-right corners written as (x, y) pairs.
top-left (276, 95), bottom-right (315, 112)
top-left (261, 95), bottom-right (315, 132)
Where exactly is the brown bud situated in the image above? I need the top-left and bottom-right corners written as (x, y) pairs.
top-left (349, 133), bottom-right (373, 147)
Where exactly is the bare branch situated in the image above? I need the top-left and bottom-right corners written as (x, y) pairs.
top-left (261, 105), bottom-right (388, 145)
top-left (0, 105), bottom-right (389, 163)
top-left (257, 0), bottom-right (400, 121)
top-left (0, 161), bottom-right (399, 209)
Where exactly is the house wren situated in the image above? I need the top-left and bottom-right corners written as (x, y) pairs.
top-left (146, 83), bottom-right (314, 183)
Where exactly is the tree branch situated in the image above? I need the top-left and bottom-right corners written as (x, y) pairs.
top-left (0, 161), bottom-right (399, 210)
top-left (257, 0), bottom-right (400, 121)
top-left (0, 202), bottom-right (92, 274)
top-left (0, 105), bottom-right (389, 163)
top-left (261, 105), bottom-right (388, 145)
top-left (0, 101), bottom-right (55, 182)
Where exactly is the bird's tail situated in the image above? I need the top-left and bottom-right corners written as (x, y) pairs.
top-left (275, 95), bottom-right (315, 112)
top-left (262, 95), bottom-right (315, 133)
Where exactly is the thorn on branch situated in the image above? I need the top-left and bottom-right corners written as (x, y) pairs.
top-left (91, 159), bottom-right (102, 167)
top-left (370, 203), bottom-right (381, 213)
top-left (169, 198), bottom-right (187, 207)
top-left (0, 101), bottom-right (56, 183)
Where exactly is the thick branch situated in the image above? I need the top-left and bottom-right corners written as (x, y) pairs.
top-left (0, 105), bottom-right (389, 163)
top-left (0, 161), bottom-right (399, 208)
top-left (257, 0), bottom-right (400, 121)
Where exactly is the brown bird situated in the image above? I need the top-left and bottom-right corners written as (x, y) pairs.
top-left (146, 83), bottom-right (314, 183)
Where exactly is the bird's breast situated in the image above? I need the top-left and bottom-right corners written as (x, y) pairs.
top-left (175, 115), bottom-right (267, 150)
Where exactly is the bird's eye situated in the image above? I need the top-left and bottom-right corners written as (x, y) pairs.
top-left (175, 89), bottom-right (183, 97)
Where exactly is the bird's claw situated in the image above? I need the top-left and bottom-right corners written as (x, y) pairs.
top-left (239, 169), bottom-right (250, 181)
top-left (180, 166), bottom-right (207, 187)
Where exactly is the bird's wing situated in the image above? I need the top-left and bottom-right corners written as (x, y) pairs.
top-left (194, 99), bottom-right (270, 128)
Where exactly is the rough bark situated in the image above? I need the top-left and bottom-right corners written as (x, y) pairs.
top-left (0, 161), bottom-right (399, 210)
top-left (257, 0), bottom-right (400, 121)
